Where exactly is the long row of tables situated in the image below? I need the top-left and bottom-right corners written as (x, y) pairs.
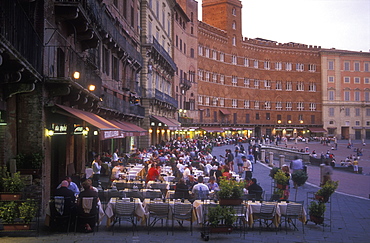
top-left (104, 198), bottom-right (306, 228)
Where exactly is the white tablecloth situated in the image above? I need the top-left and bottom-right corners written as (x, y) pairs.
top-left (105, 198), bottom-right (145, 226)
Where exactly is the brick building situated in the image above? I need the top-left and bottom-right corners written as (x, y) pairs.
top-left (196, 0), bottom-right (323, 139)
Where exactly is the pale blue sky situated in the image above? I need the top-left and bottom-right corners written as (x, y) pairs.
top-left (199, 0), bottom-right (370, 52)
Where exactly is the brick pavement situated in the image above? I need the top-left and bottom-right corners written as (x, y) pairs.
top-left (1, 142), bottom-right (370, 242)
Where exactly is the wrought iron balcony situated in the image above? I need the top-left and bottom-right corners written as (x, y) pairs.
top-left (86, 0), bottom-right (143, 67)
top-left (54, 0), bottom-right (99, 50)
top-left (100, 92), bottom-right (145, 117)
top-left (145, 38), bottom-right (177, 75)
top-left (154, 89), bottom-right (178, 109)
top-left (179, 116), bottom-right (194, 125)
top-left (180, 78), bottom-right (192, 91)
top-left (0, 0), bottom-right (43, 76)
top-left (44, 46), bottom-right (101, 107)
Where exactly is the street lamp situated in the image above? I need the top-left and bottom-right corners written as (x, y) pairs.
top-left (73, 71), bottom-right (80, 79)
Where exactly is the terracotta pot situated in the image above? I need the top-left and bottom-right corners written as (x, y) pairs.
top-left (219, 198), bottom-right (243, 206)
top-left (0, 193), bottom-right (21, 201)
top-left (3, 224), bottom-right (30, 230)
top-left (209, 226), bottom-right (233, 233)
top-left (309, 215), bottom-right (324, 224)
top-left (276, 184), bottom-right (286, 190)
top-left (315, 194), bottom-right (329, 203)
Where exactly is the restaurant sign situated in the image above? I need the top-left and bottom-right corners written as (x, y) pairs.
top-left (102, 130), bottom-right (126, 140)
top-left (51, 123), bottom-right (68, 134)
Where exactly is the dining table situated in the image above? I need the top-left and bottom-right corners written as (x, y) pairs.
top-left (193, 200), bottom-right (248, 225)
top-left (105, 197), bottom-right (146, 227)
top-left (142, 198), bottom-right (197, 222)
top-left (246, 201), bottom-right (306, 227)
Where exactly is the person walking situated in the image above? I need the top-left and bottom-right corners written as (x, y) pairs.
top-left (242, 156), bottom-right (252, 179)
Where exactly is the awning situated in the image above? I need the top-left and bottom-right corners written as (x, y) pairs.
top-left (200, 127), bottom-right (225, 133)
top-left (55, 104), bottom-right (124, 140)
top-left (109, 120), bottom-right (148, 136)
top-left (219, 109), bottom-right (231, 115)
top-left (352, 126), bottom-right (362, 130)
top-left (309, 127), bottom-right (327, 133)
top-left (152, 115), bottom-right (181, 130)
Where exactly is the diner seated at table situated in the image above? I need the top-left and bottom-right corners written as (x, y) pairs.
top-left (54, 180), bottom-right (77, 215)
top-left (183, 164), bottom-right (192, 181)
top-left (174, 178), bottom-right (190, 199)
top-left (57, 176), bottom-right (80, 196)
top-left (206, 176), bottom-right (220, 191)
top-left (192, 176), bottom-right (209, 200)
top-left (77, 180), bottom-right (99, 232)
top-left (186, 175), bottom-right (198, 191)
top-left (222, 165), bottom-right (232, 179)
top-left (245, 178), bottom-right (263, 200)
top-left (111, 161), bottom-right (123, 181)
top-left (146, 163), bottom-right (160, 183)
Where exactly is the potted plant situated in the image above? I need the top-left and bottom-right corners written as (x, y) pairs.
top-left (1, 171), bottom-right (24, 200)
top-left (315, 180), bottom-right (339, 203)
top-left (217, 178), bottom-right (244, 205)
top-left (291, 170), bottom-right (308, 201)
top-left (19, 199), bottom-right (38, 224)
top-left (273, 169), bottom-right (289, 189)
top-left (0, 201), bottom-right (19, 224)
top-left (308, 201), bottom-right (326, 224)
top-left (269, 167), bottom-right (280, 179)
top-left (16, 152), bottom-right (43, 176)
top-left (207, 205), bottom-right (236, 233)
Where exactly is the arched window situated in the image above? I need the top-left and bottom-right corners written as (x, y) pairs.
top-left (232, 8), bottom-right (236, 16)
top-left (232, 21), bottom-right (236, 29)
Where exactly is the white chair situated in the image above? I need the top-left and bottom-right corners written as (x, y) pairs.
top-left (172, 203), bottom-right (193, 235)
top-left (112, 201), bottom-right (136, 235)
top-left (147, 201), bottom-right (170, 234)
top-left (280, 202), bottom-right (305, 234)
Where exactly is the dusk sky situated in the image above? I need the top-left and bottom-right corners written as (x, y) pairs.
top-left (199, 0), bottom-right (370, 52)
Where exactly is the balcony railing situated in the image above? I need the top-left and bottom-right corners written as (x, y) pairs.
top-left (154, 89), bottom-right (178, 108)
top-left (44, 46), bottom-right (101, 94)
top-left (179, 117), bottom-right (194, 125)
top-left (0, 1), bottom-right (43, 75)
top-left (152, 38), bottom-right (177, 72)
top-left (101, 92), bottom-right (144, 117)
top-left (86, 0), bottom-right (143, 66)
top-left (180, 78), bottom-right (192, 91)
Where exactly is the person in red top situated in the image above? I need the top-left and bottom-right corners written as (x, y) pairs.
top-left (146, 164), bottom-right (160, 182)
top-left (222, 165), bottom-right (232, 180)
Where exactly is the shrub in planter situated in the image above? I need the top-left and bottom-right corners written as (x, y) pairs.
top-left (269, 167), bottom-right (280, 179)
top-left (308, 201), bottom-right (326, 224)
top-left (208, 205), bottom-right (236, 227)
top-left (0, 201), bottom-right (19, 224)
top-left (291, 170), bottom-right (308, 187)
top-left (19, 199), bottom-right (38, 224)
top-left (315, 180), bottom-right (339, 202)
top-left (273, 169), bottom-right (289, 188)
top-left (2, 171), bottom-right (25, 193)
top-left (218, 178), bottom-right (244, 199)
